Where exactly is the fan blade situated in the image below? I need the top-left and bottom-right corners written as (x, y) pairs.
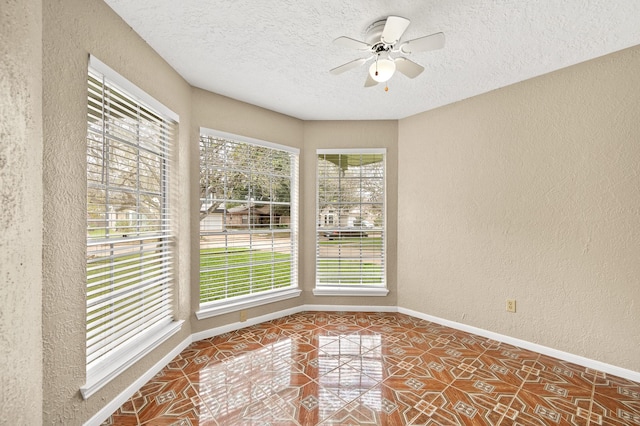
top-left (381, 16), bottom-right (410, 45)
top-left (400, 32), bottom-right (445, 54)
top-left (333, 36), bottom-right (370, 50)
top-left (395, 57), bottom-right (424, 79)
top-left (330, 58), bottom-right (367, 75)
top-left (364, 74), bottom-right (378, 87)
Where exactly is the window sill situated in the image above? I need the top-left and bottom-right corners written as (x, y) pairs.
top-left (313, 286), bottom-right (389, 297)
top-left (196, 287), bottom-right (302, 320)
top-left (81, 319), bottom-right (184, 400)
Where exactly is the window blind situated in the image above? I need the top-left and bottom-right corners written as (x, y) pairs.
top-left (199, 132), bottom-right (299, 305)
top-left (316, 150), bottom-right (386, 287)
top-left (86, 67), bottom-right (176, 372)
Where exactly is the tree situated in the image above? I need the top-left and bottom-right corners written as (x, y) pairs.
top-left (317, 153), bottom-right (384, 227)
top-left (87, 107), bottom-right (168, 236)
top-left (199, 136), bottom-right (293, 222)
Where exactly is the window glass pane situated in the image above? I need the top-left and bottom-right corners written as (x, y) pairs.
top-left (199, 133), bottom-right (298, 306)
top-left (316, 151), bottom-right (385, 287)
top-left (86, 68), bottom-right (175, 372)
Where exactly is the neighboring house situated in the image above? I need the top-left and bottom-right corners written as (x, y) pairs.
top-left (88, 208), bottom-right (140, 233)
top-left (200, 209), bottom-right (225, 232)
top-left (111, 208), bottom-right (137, 230)
top-left (318, 206), bottom-right (378, 228)
top-left (318, 207), bottom-right (337, 227)
top-left (226, 204), bottom-right (290, 229)
top-left (200, 201), bottom-right (225, 232)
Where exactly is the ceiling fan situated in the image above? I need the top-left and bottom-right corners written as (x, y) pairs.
top-left (330, 16), bottom-right (445, 88)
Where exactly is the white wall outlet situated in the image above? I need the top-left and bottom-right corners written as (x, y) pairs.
top-left (506, 299), bottom-right (516, 313)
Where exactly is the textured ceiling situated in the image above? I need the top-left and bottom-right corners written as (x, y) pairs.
top-left (104, 0), bottom-right (640, 120)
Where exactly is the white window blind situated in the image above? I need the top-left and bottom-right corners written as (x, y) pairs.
top-left (86, 65), bottom-right (176, 376)
top-left (316, 150), bottom-right (386, 288)
top-left (199, 130), bottom-right (299, 306)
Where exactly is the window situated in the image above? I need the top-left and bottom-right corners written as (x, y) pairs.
top-left (315, 149), bottom-right (387, 296)
top-left (84, 57), bottom-right (181, 398)
top-left (197, 129), bottom-right (300, 318)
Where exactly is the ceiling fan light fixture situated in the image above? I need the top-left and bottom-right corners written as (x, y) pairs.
top-left (330, 15), bottom-right (445, 87)
top-left (369, 58), bottom-right (396, 82)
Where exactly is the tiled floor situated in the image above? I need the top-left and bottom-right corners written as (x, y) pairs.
top-left (103, 312), bottom-right (640, 425)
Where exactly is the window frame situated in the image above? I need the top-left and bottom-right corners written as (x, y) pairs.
top-left (196, 128), bottom-right (301, 320)
top-left (81, 56), bottom-right (183, 399)
top-left (314, 148), bottom-right (389, 297)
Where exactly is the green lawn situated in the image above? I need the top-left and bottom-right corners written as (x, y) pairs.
top-left (318, 237), bottom-right (383, 246)
top-left (87, 253), bottom-right (164, 297)
top-left (200, 247), bottom-right (292, 303)
top-left (88, 247), bottom-right (383, 308)
top-left (316, 259), bottom-right (383, 285)
top-left (86, 251), bottom-right (167, 339)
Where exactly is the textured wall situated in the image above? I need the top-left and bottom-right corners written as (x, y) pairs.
top-left (42, 0), bottom-right (192, 423)
top-left (302, 121), bottom-right (399, 307)
top-left (398, 45), bottom-right (640, 372)
top-left (0, 0), bottom-right (43, 423)
top-left (34, 0), bottom-right (640, 423)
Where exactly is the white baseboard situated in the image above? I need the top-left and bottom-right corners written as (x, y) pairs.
top-left (84, 335), bottom-right (193, 426)
top-left (398, 307), bottom-right (640, 384)
top-left (88, 303), bottom-right (640, 425)
top-left (191, 305), bottom-right (304, 342)
top-left (303, 304), bottom-right (398, 313)
top-left (191, 304), bottom-right (398, 341)
top-left (86, 303), bottom-right (397, 425)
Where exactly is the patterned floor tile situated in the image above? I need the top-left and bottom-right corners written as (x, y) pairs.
top-left (424, 382), bottom-right (515, 425)
top-left (382, 373), bottom-right (449, 402)
top-left (520, 374), bottom-right (594, 402)
top-left (450, 375), bottom-right (519, 400)
top-left (391, 386), bottom-right (445, 424)
top-left (467, 352), bottom-right (531, 389)
top-left (279, 321), bottom-right (322, 334)
top-left (129, 376), bottom-right (214, 425)
top-left (511, 388), bottom-right (592, 425)
top-left (591, 391), bottom-right (640, 425)
top-left (317, 362), bottom-right (382, 404)
top-left (593, 372), bottom-right (640, 402)
top-left (379, 353), bottom-right (432, 379)
top-left (292, 381), bottom-right (350, 425)
top-left (319, 384), bottom-right (406, 425)
top-left (531, 355), bottom-right (599, 392)
top-left (105, 311), bottom-right (640, 425)
top-left (100, 398), bottom-right (139, 425)
top-left (482, 342), bottom-right (541, 364)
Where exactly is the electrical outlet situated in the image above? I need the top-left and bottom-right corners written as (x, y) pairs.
top-left (506, 299), bottom-right (516, 313)
top-left (240, 310), bottom-right (248, 322)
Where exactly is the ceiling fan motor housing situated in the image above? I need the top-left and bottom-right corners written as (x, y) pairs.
top-left (365, 20), bottom-right (391, 47)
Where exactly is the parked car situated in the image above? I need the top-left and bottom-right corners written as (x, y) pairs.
top-left (353, 219), bottom-right (374, 228)
top-left (324, 227), bottom-right (368, 239)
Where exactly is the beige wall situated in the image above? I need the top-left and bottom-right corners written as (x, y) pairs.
top-left (398, 45), bottom-right (640, 371)
top-left (0, 0), bottom-right (43, 423)
top-left (302, 121), bottom-right (399, 307)
top-left (42, 0), bottom-right (192, 423)
top-left (13, 0), bottom-right (637, 422)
